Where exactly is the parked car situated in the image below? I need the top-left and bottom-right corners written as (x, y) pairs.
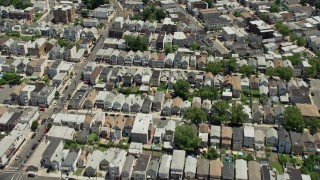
top-left (31, 143), bottom-right (38, 150)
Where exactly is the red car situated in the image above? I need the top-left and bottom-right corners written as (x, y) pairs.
top-left (39, 108), bottom-right (45, 111)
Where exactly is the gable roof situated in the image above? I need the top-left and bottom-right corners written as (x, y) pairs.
top-left (185, 156), bottom-right (197, 174)
top-left (64, 148), bottom-right (80, 164)
top-left (122, 155), bottom-right (135, 174)
top-left (248, 161), bottom-right (261, 180)
top-left (210, 159), bottom-right (221, 177)
top-left (42, 138), bottom-right (62, 158)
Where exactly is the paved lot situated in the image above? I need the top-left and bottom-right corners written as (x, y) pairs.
top-left (0, 85), bottom-right (14, 103)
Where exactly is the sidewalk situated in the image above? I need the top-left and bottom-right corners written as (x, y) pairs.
top-left (38, 169), bottom-right (106, 180)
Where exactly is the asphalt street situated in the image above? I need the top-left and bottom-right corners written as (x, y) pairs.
top-left (11, 125), bottom-right (45, 168)
top-left (0, 171), bottom-right (59, 180)
top-left (10, 14), bottom-right (108, 171)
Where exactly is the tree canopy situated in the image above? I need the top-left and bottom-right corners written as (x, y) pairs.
top-left (0, 73), bottom-right (22, 85)
top-left (136, 6), bottom-right (166, 22)
top-left (266, 67), bottom-right (293, 81)
top-left (211, 100), bottom-right (230, 124)
top-left (203, 0), bottom-right (214, 8)
top-left (239, 65), bottom-right (255, 77)
top-left (204, 58), bottom-right (237, 75)
top-left (306, 57), bottom-right (320, 78)
top-left (31, 120), bottom-right (39, 132)
top-left (174, 124), bottom-right (200, 152)
top-left (221, 58), bottom-right (237, 73)
top-left (0, 0), bottom-right (32, 9)
top-left (287, 53), bottom-right (302, 65)
top-left (124, 35), bottom-right (149, 51)
top-left (204, 62), bottom-right (223, 75)
top-left (203, 148), bottom-right (218, 160)
top-left (190, 42), bottom-right (200, 51)
top-left (184, 107), bottom-right (207, 125)
top-left (269, 3), bottom-right (281, 12)
top-left (275, 21), bottom-right (290, 36)
top-left (164, 44), bottom-right (179, 55)
top-left (306, 117), bottom-right (320, 135)
top-left (230, 103), bottom-right (246, 125)
top-left (283, 106), bottom-right (305, 133)
top-left (173, 79), bottom-right (190, 100)
top-left (300, 155), bottom-right (320, 180)
top-left (83, 0), bottom-right (109, 10)
top-left (194, 86), bottom-right (218, 101)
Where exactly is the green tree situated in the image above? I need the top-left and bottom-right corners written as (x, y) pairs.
top-left (204, 62), bottom-right (222, 75)
top-left (203, 148), bottom-right (218, 160)
top-left (300, 155), bottom-right (320, 180)
top-left (230, 103), bottom-right (246, 125)
top-left (245, 153), bottom-right (254, 161)
top-left (211, 100), bottom-right (230, 124)
top-left (55, 91), bottom-right (60, 99)
top-left (88, 133), bottom-right (98, 143)
top-left (0, 0), bottom-right (32, 9)
top-left (31, 120), bottom-right (39, 131)
top-left (155, 9), bottom-right (166, 22)
top-left (47, 122), bottom-right (53, 130)
top-left (300, 0), bottom-right (308, 5)
top-left (1, 73), bottom-right (22, 85)
top-left (221, 58), bottom-right (237, 73)
top-left (283, 106), bottom-right (305, 133)
top-left (83, 0), bottom-right (109, 9)
top-left (68, 94), bottom-right (71, 99)
top-left (124, 35), bottom-right (149, 51)
top-left (275, 21), bottom-right (291, 36)
top-left (58, 38), bottom-right (69, 47)
top-left (287, 53), bottom-right (302, 66)
top-left (195, 86), bottom-right (218, 101)
top-left (290, 34), bottom-right (306, 46)
top-left (164, 44), bottom-right (179, 54)
top-left (309, 57), bottom-right (320, 75)
top-left (174, 124), bottom-right (200, 152)
top-left (131, 14), bottom-right (141, 20)
top-left (234, 11), bottom-right (241, 17)
top-left (0, 79), bottom-right (6, 85)
top-left (317, 1), bottom-right (320, 11)
top-left (173, 79), bottom-right (190, 100)
top-left (269, 3), bottom-right (281, 12)
top-left (266, 67), bottom-right (293, 81)
top-left (305, 65), bottom-right (317, 78)
top-left (190, 42), bottom-right (200, 51)
top-left (81, 10), bottom-right (89, 17)
top-left (239, 65), bottom-right (255, 77)
top-left (306, 117), bottom-right (320, 134)
top-left (142, 0), bottom-right (149, 4)
top-left (203, 0), bottom-right (214, 8)
top-left (279, 154), bottom-right (291, 164)
top-left (276, 67), bottom-right (293, 81)
top-left (184, 107), bottom-right (207, 125)
top-left (259, 13), bottom-right (268, 21)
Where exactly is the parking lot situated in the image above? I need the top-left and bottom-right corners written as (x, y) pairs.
top-left (0, 85), bottom-right (14, 104)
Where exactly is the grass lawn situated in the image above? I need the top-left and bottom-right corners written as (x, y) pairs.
top-left (75, 168), bottom-right (83, 176)
top-left (271, 162), bottom-right (283, 174)
top-left (35, 13), bottom-right (43, 21)
top-left (76, 144), bottom-right (85, 149)
top-left (98, 146), bottom-right (108, 152)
